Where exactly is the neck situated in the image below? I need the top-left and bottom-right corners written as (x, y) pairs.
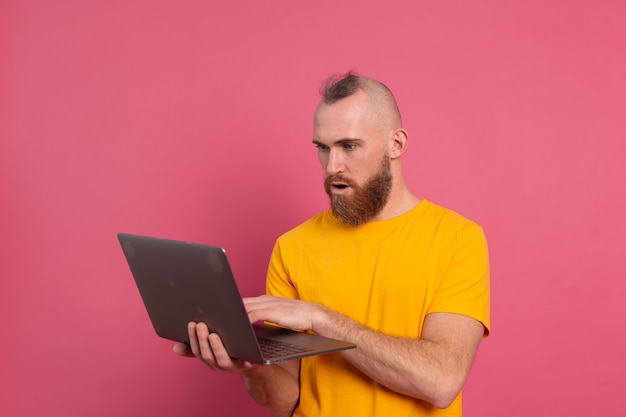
top-left (373, 178), bottom-right (421, 221)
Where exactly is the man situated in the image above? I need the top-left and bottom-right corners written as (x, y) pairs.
top-left (174, 73), bottom-right (490, 416)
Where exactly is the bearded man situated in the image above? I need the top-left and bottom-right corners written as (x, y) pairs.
top-left (175, 73), bottom-right (490, 417)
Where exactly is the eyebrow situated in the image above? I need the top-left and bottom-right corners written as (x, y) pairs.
top-left (312, 138), bottom-right (363, 146)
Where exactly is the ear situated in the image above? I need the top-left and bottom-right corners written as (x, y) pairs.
top-left (389, 128), bottom-right (409, 159)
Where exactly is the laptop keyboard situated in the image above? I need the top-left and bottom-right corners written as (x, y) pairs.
top-left (258, 337), bottom-right (313, 357)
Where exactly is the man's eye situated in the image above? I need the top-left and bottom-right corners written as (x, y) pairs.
top-left (344, 144), bottom-right (356, 151)
top-left (316, 144), bottom-right (329, 152)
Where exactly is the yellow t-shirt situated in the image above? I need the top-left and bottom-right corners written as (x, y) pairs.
top-left (266, 199), bottom-right (490, 417)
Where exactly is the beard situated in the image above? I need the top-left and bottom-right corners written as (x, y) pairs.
top-left (324, 155), bottom-right (393, 228)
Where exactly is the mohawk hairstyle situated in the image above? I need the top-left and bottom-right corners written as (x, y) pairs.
top-left (319, 71), bottom-right (362, 104)
top-left (319, 71), bottom-right (403, 125)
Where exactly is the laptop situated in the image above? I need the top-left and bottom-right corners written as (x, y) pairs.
top-left (118, 233), bottom-right (355, 364)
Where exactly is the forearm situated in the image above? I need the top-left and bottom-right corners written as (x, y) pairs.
top-left (243, 295), bottom-right (483, 408)
top-left (241, 364), bottom-right (299, 417)
top-left (314, 309), bottom-right (477, 408)
top-left (177, 321), bottom-right (300, 416)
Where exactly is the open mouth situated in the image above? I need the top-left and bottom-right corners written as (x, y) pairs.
top-left (325, 176), bottom-right (354, 195)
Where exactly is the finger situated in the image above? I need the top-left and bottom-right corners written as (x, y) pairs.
top-left (173, 343), bottom-right (194, 357)
top-left (243, 295), bottom-right (273, 308)
top-left (242, 297), bottom-right (259, 311)
top-left (196, 322), bottom-right (218, 367)
top-left (208, 332), bottom-right (234, 368)
top-left (187, 322), bottom-right (202, 358)
top-left (207, 333), bottom-right (255, 372)
top-left (246, 302), bottom-right (283, 324)
top-left (244, 297), bottom-right (275, 322)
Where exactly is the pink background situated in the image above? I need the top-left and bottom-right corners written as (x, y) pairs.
top-left (2, 1), bottom-right (625, 416)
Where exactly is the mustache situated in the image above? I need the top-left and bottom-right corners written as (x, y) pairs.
top-left (324, 175), bottom-right (358, 192)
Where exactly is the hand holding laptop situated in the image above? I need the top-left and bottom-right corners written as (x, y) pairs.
top-left (174, 321), bottom-right (256, 373)
top-left (119, 233), bottom-right (355, 365)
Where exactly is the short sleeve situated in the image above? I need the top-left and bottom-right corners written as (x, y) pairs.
top-left (266, 240), bottom-right (300, 299)
top-left (427, 222), bottom-right (491, 335)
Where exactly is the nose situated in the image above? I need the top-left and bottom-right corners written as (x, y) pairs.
top-left (326, 149), bottom-right (344, 176)
top-left (325, 149), bottom-right (344, 176)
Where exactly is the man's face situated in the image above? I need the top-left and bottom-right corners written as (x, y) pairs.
top-left (324, 154), bottom-right (392, 227)
top-left (313, 91), bottom-right (394, 227)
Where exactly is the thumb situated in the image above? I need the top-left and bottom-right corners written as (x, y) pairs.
top-left (172, 343), bottom-right (194, 357)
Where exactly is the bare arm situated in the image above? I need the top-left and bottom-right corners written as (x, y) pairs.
top-left (245, 296), bottom-right (484, 409)
top-left (173, 322), bottom-right (300, 417)
top-left (241, 360), bottom-right (300, 417)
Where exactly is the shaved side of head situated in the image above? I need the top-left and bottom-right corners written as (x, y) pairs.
top-left (319, 72), bottom-right (402, 135)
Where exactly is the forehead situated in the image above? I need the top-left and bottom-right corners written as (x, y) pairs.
top-left (313, 91), bottom-right (377, 141)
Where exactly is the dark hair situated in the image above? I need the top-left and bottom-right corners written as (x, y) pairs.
top-left (319, 72), bottom-right (362, 104)
top-left (319, 71), bottom-right (403, 125)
